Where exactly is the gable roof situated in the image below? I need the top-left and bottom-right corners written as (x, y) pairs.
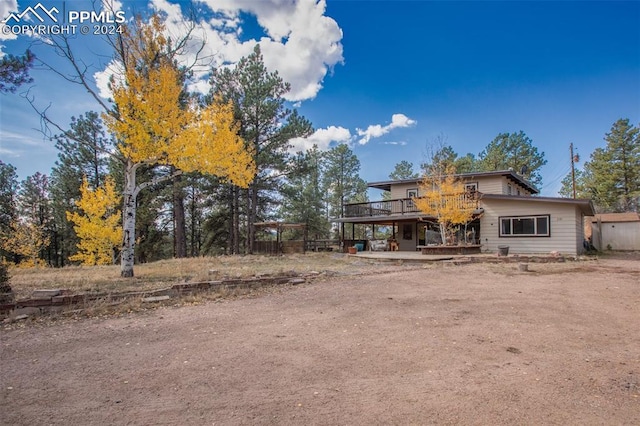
top-left (368, 170), bottom-right (539, 195)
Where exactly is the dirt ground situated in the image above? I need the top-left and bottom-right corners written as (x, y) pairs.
top-left (2, 257), bottom-right (639, 425)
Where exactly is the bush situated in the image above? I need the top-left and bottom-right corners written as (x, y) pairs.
top-left (0, 261), bottom-right (14, 303)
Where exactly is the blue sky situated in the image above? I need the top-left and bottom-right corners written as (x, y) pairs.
top-left (1, 0), bottom-right (639, 197)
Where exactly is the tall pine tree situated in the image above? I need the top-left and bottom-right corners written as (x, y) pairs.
top-left (478, 131), bottom-right (547, 187)
top-left (582, 119), bottom-right (639, 212)
top-left (49, 112), bottom-right (112, 265)
top-left (280, 146), bottom-right (330, 240)
top-left (209, 44), bottom-right (313, 253)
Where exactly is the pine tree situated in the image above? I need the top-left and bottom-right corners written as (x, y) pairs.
top-left (580, 119), bottom-right (639, 212)
top-left (209, 44), bottom-right (313, 253)
top-left (389, 160), bottom-right (419, 180)
top-left (0, 161), bottom-right (19, 238)
top-left (0, 50), bottom-right (34, 93)
top-left (49, 112), bottom-right (112, 265)
top-left (1, 172), bottom-right (51, 266)
top-left (558, 169), bottom-right (588, 199)
top-left (478, 131), bottom-right (547, 187)
top-left (280, 147), bottom-right (330, 240)
top-left (323, 144), bottom-right (368, 236)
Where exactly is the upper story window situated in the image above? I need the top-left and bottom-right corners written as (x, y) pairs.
top-left (499, 215), bottom-right (550, 237)
top-left (465, 182), bottom-right (478, 196)
top-left (507, 184), bottom-right (512, 195)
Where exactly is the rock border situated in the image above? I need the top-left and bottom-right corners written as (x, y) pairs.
top-left (1, 272), bottom-right (318, 321)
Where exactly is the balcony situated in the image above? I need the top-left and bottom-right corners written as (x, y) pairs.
top-left (343, 195), bottom-right (480, 219)
top-left (343, 198), bottom-right (421, 218)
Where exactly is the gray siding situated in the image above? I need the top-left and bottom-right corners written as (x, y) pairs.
top-left (388, 175), bottom-right (534, 199)
top-left (389, 182), bottom-right (420, 200)
top-left (480, 199), bottom-right (584, 255)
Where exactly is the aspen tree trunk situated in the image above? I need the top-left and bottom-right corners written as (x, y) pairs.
top-left (121, 160), bottom-right (137, 278)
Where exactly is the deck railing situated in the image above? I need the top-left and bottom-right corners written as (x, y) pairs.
top-left (343, 195), bottom-right (479, 218)
top-left (343, 198), bottom-right (421, 218)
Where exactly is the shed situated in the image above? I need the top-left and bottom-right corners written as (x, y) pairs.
top-left (586, 213), bottom-right (640, 251)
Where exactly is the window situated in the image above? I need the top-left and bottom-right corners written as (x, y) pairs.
top-left (406, 188), bottom-right (418, 208)
top-left (499, 215), bottom-right (550, 237)
top-left (507, 184), bottom-right (512, 195)
top-left (465, 182), bottom-right (478, 196)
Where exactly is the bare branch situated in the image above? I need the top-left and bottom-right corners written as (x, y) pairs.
top-left (133, 169), bottom-right (183, 199)
top-left (34, 36), bottom-right (113, 113)
top-left (22, 89), bottom-right (124, 164)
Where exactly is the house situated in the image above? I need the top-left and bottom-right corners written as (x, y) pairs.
top-left (586, 213), bottom-right (640, 251)
top-left (336, 170), bottom-right (595, 256)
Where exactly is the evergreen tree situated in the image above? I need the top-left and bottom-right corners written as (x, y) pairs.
top-left (18, 173), bottom-right (51, 233)
top-left (280, 146), bottom-right (330, 239)
top-left (582, 119), bottom-right (639, 212)
top-left (454, 153), bottom-right (479, 174)
top-left (478, 131), bottom-right (547, 187)
top-left (209, 44), bottom-right (313, 253)
top-left (0, 50), bottom-right (34, 93)
top-left (558, 169), bottom-right (588, 199)
top-left (0, 162), bottom-right (19, 261)
top-left (323, 144), bottom-right (368, 224)
top-left (5, 173), bottom-right (52, 266)
top-left (49, 112), bottom-right (112, 265)
top-left (0, 161), bottom-right (19, 236)
top-left (183, 174), bottom-right (208, 257)
top-left (421, 143), bottom-right (478, 176)
top-left (389, 160), bottom-right (418, 180)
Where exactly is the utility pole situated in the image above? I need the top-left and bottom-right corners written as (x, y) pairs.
top-left (570, 143), bottom-right (579, 199)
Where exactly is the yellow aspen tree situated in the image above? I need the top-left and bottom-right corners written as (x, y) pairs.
top-left (103, 15), bottom-right (255, 277)
top-left (413, 165), bottom-right (478, 245)
top-left (66, 176), bottom-right (122, 266)
top-left (1, 219), bottom-right (49, 268)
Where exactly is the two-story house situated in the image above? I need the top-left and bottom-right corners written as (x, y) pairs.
top-left (336, 170), bottom-right (595, 256)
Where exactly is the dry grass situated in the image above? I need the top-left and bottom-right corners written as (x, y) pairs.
top-left (7, 253), bottom-right (363, 300)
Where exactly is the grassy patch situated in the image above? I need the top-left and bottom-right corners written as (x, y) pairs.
top-left (7, 253), bottom-right (362, 300)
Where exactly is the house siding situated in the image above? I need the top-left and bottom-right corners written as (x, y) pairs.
top-left (480, 198), bottom-right (584, 255)
top-left (474, 176), bottom-right (504, 195)
top-left (575, 212), bottom-right (585, 254)
top-left (390, 183), bottom-right (420, 200)
top-left (385, 175), bottom-right (534, 200)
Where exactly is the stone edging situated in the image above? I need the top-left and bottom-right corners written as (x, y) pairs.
top-left (1, 272), bottom-right (316, 321)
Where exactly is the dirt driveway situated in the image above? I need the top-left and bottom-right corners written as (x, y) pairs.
top-left (2, 258), bottom-right (639, 425)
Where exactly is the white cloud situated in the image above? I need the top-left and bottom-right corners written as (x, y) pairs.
top-left (288, 125), bottom-right (351, 153)
top-left (105, 0), bottom-right (344, 102)
top-left (94, 60), bottom-right (125, 100)
top-left (356, 113), bottom-right (417, 145)
top-left (382, 141), bottom-right (407, 146)
top-left (0, 0), bottom-right (19, 53)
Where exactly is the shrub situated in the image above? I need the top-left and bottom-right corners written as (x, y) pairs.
top-left (0, 261), bottom-right (14, 303)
